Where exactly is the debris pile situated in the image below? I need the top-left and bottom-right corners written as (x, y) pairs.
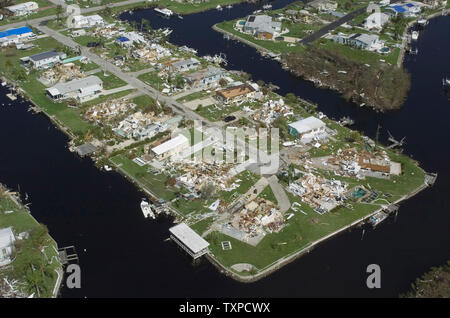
top-left (40, 63), bottom-right (84, 85)
top-left (84, 98), bottom-right (136, 125)
top-left (113, 111), bottom-right (169, 140)
top-left (251, 98), bottom-right (293, 125)
top-left (288, 172), bottom-right (347, 214)
top-left (232, 198), bottom-right (284, 236)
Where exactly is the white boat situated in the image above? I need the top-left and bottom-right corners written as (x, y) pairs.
top-left (216, 5), bottom-right (222, 11)
top-left (141, 199), bottom-right (155, 219)
top-left (161, 28), bottom-right (173, 36)
top-left (104, 165), bottom-right (112, 171)
top-left (263, 4), bottom-right (272, 10)
top-left (417, 18), bottom-right (428, 26)
top-left (226, 5), bottom-right (232, 9)
top-left (178, 15), bottom-right (183, 19)
top-left (411, 31), bottom-right (419, 40)
top-left (1, 82), bottom-right (6, 87)
top-left (154, 7), bottom-right (173, 17)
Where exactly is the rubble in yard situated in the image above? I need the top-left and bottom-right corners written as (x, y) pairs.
top-left (326, 148), bottom-right (402, 178)
top-left (287, 172), bottom-right (348, 214)
top-left (39, 63), bottom-right (84, 85)
top-left (113, 111), bottom-right (171, 140)
top-left (251, 98), bottom-right (293, 125)
top-left (84, 98), bottom-right (136, 125)
top-left (232, 198), bottom-right (284, 236)
top-left (170, 160), bottom-right (240, 193)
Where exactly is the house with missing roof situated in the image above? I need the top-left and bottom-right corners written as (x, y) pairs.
top-left (215, 84), bottom-right (255, 103)
top-left (242, 15), bottom-right (282, 39)
top-left (307, 0), bottom-right (338, 11)
top-left (0, 26), bottom-right (34, 47)
top-left (333, 33), bottom-right (381, 50)
top-left (21, 50), bottom-right (67, 69)
top-left (5, 2), bottom-right (38, 16)
top-left (46, 76), bottom-right (103, 102)
top-left (170, 58), bottom-right (201, 73)
top-left (183, 66), bottom-right (225, 88)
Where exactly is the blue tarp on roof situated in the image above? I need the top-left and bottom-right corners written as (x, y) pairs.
top-left (391, 5), bottom-right (407, 13)
top-left (116, 36), bottom-right (130, 42)
top-left (0, 26), bottom-right (33, 39)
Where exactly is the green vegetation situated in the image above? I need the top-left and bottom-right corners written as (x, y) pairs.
top-left (401, 261), bottom-right (450, 298)
top-left (284, 45), bottom-right (410, 111)
top-left (81, 89), bottom-right (134, 107)
top-left (0, 189), bottom-right (61, 298)
top-left (94, 71), bottom-right (127, 90)
top-left (208, 199), bottom-right (378, 270)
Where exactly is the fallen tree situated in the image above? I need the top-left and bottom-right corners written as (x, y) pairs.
top-left (283, 46), bottom-right (411, 111)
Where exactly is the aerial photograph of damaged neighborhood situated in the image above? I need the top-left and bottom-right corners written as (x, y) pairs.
top-left (0, 0), bottom-right (449, 300)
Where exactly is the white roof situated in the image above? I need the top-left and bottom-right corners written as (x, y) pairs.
top-left (0, 227), bottom-right (15, 249)
top-left (6, 2), bottom-right (38, 11)
top-left (288, 116), bottom-right (325, 134)
top-left (46, 76), bottom-right (102, 96)
top-left (169, 223), bottom-right (209, 254)
top-left (151, 134), bottom-right (189, 156)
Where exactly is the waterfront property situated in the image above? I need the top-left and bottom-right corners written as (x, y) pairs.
top-left (46, 76), bottom-right (103, 102)
top-left (71, 14), bottom-right (105, 29)
top-left (288, 117), bottom-right (326, 139)
top-left (333, 33), bottom-right (381, 51)
top-left (215, 84), bottom-right (255, 103)
top-left (169, 223), bottom-right (210, 259)
top-left (184, 66), bottom-right (225, 88)
top-left (241, 15), bottom-right (282, 39)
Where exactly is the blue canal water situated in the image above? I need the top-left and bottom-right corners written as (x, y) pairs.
top-left (0, 2), bottom-right (448, 297)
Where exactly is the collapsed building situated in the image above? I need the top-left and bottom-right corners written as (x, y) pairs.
top-left (326, 148), bottom-right (402, 178)
top-left (288, 172), bottom-right (347, 214)
top-left (114, 111), bottom-right (169, 140)
top-left (84, 98), bottom-right (136, 125)
top-left (39, 63), bottom-right (84, 85)
top-left (251, 98), bottom-right (293, 125)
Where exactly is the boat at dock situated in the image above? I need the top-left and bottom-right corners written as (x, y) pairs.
top-left (141, 199), bottom-right (155, 219)
top-left (216, 5), bottom-right (223, 11)
top-left (263, 4), bottom-right (272, 10)
top-left (154, 7), bottom-right (173, 17)
top-left (443, 77), bottom-right (450, 87)
top-left (411, 31), bottom-right (419, 41)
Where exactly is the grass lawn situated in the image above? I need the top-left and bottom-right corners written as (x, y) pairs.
top-left (208, 194), bottom-right (379, 270)
top-left (0, 195), bottom-right (61, 297)
top-left (190, 216), bottom-right (214, 236)
top-left (219, 170), bottom-right (260, 203)
top-left (258, 185), bottom-right (278, 205)
top-left (94, 71), bottom-right (127, 89)
top-left (138, 71), bottom-right (164, 89)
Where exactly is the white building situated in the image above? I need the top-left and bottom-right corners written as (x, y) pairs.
top-left (71, 14), bottom-right (105, 29)
top-left (0, 227), bottom-right (16, 267)
top-left (23, 50), bottom-right (67, 69)
top-left (6, 2), bottom-right (38, 16)
top-left (364, 12), bottom-right (390, 30)
top-left (0, 26), bottom-right (34, 47)
top-left (151, 134), bottom-right (189, 160)
top-left (169, 223), bottom-right (209, 259)
top-left (288, 116), bottom-right (326, 138)
top-left (46, 76), bottom-right (103, 102)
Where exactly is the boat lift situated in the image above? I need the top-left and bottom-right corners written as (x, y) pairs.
top-left (386, 131), bottom-right (406, 149)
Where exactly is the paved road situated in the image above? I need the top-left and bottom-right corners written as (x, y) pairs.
top-left (35, 24), bottom-right (216, 127)
top-left (299, 1), bottom-right (402, 45)
top-left (268, 175), bottom-right (290, 213)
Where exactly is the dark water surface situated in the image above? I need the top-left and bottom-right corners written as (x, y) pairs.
top-left (0, 2), bottom-right (448, 297)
